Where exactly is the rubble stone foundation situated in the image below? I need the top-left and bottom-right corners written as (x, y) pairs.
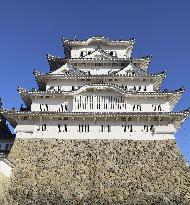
top-left (2, 139), bottom-right (190, 204)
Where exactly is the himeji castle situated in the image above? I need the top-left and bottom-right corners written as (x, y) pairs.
top-left (0, 36), bottom-right (190, 204)
top-left (1, 36), bottom-right (189, 140)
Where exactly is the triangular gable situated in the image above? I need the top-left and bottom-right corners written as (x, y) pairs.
top-left (112, 63), bottom-right (146, 75)
top-left (83, 48), bottom-right (118, 60)
top-left (50, 63), bottom-right (85, 75)
top-left (74, 84), bottom-right (125, 96)
top-left (132, 56), bottom-right (152, 72)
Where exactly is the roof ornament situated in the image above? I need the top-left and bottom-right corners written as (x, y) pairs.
top-left (20, 104), bottom-right (24, 111)
top-left (0, 97), bottom-right (2, 108)
top-left (179, 86), bottom-right (185, 92)
top-left (163, 89), bottom-right (169, 93)
top-left (33, 69), bottom-right (36, 75)
top-left (17, 86), bottom-right (21, 92)
top-left (62, 35), bottom-right (66, 43)
top-left (74, 36), bottom-right (78, 41)
top-left (184, 107), bottom-right (190, 113)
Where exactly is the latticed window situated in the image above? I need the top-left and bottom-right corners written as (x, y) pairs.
top-left (100, 125), bottom-right (111, 132)
top-left (107, 125), bottom-right (111, 132)
top-left (57, 124), bottom-right (67, 132)
top-left (63, 124), bottom-right (68, 132)
top-left (101, 125), bottom-right (104, 132)
top-left (42, 124), bottom-right (47, 131)
top-left (144, 125), bottom-right (149, 132)
top-left (58, 124), bottom-right (61, 132)
top-left (143, 125), bottom-right (154, 132)
top-left (78, 124), bottom-right (89, 132)
top-left (152, 104), bottom-right (162, 111)
top-left (128, 125), bottom-right (133, 132)
top-left (122, 125), bottom-right (127, 132)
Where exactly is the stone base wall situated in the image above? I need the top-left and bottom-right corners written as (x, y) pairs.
top-left (2, 139), bottom-right (190, 204)
top-left (0, 173), bottom-right (13, 205)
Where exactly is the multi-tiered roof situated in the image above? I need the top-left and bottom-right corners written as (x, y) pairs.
top-left (0, 36), bottom-right (189, 135)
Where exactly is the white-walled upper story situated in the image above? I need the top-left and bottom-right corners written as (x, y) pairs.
top-left (30, 90), bottom-right (172, 113)
top-left (1, 36), bottom-right (189, 141)
top-left (64, 36), bottom-right (135, 59)
top-left (46, 78), bottom-right (154, 92)
top-left (44, 61), bottom-right (162, 92)
top-left (70, 46), bottom-right (131, 59)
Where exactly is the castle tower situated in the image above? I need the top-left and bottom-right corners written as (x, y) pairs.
top-left (0, 36), bottom-right (190, 204)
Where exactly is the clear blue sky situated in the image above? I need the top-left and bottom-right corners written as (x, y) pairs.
top-left (0, 0), bottom-right (190, 163)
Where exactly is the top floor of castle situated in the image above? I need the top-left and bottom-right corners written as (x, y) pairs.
top-left (63, 36), bottom-right (135, 59)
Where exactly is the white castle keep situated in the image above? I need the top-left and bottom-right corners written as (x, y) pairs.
top-left (1, 36), bottom-right (190, 140)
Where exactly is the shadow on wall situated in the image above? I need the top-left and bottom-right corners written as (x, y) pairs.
top-left (0, 134), bottom-right (15, 154)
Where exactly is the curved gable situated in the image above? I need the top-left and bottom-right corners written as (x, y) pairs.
top-left (73, 84), bottom-right (125, 96)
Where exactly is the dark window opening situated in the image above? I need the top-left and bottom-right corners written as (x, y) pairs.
top-left (128, 125), bottom-right (133, 132)
top-left (58, 124), bottom-right (61, 132)
top-left (107, 125), bottom-right (111, 132)
top-left (122, 125), bottom-right (127, 132)
top-left (101, 125), bottom-right (104, 132)
top-left (42, 124), bottom-right (47, 131)
top-left (64, 124), bottom-right (67, 132)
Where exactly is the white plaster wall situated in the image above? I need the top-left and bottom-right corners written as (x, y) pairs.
top-left (30, 92), bottom-right (171, 112)
top-left (46, 79), bottom-right (85, 92)
top-left (15, 118), bottom-right (175, 140)
top-left (46, 78), bottom-right (154, 92)
top-left (0, 161), bottom-right (12, 177)
top-left (31, 96), bottom-right (73, 112)
top-left (71, 46), bottom-right (130, 59)
top-left (15, 125), bottom-right (36, 133)
top-left (71, 65), bottom-right (147, 75)
top-left (75, 65), bottom-right (119, 75)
